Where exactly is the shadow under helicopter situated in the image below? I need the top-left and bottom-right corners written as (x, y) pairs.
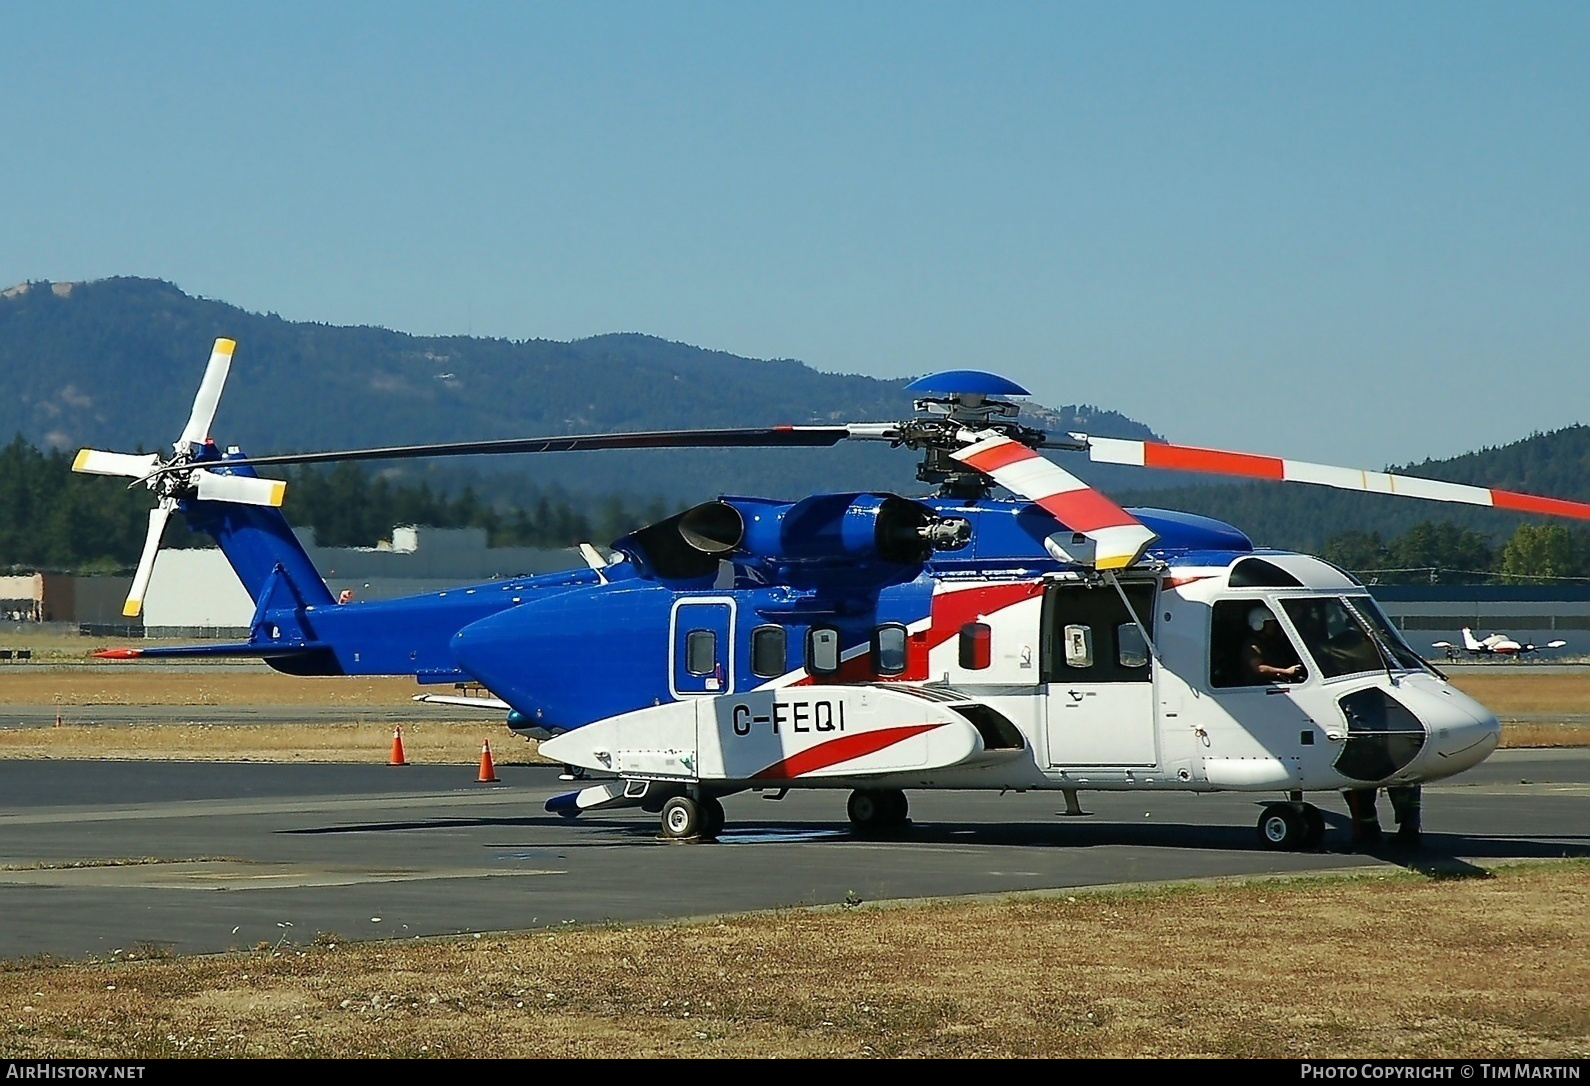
top-left (281, 813), bottom-right (1590, 877)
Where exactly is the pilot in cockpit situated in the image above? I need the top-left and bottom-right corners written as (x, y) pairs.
top-left (1242, 607), bottom-right (1305, 683)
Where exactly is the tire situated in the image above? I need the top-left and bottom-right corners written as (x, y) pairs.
top-left (1257, 803), bottom-right (1304, 851)
top-left (700, 796), bottom-right (726, 839)
top-left (847, 789), bottom-right (883, 830)
top-left (660, 796), bottom-right (702, 840)
top-left (881, 789), bottom-right (909, 828)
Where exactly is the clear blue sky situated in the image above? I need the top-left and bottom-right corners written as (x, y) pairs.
top-left (3, 2), bottom-right (1586, 467)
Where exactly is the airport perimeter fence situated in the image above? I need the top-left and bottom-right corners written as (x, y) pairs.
top-left (78, 624), bottom-right (249, 640)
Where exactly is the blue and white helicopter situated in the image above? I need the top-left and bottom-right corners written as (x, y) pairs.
top-left (74, 339), bottom-right (1590, 847)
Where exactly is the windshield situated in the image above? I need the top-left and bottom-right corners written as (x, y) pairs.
top-left (1279, 597), bottom-right (1384, 679)
top-left (1345, 595), bottom-right (1432, 672)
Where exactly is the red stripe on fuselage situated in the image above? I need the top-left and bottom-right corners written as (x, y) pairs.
top-left (751, 723), bottom-right (946, 780)
top-left (928, 582), bottom-right (1044, 651)
top-left (1142, 443), bottom-right (1285, 480)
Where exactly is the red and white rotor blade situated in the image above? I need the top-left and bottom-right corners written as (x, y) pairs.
top-left (1081, 437), bottom-right (1590, 522)
top-left (124, 502), bottom-right (174, 618)
top-left (71, 449), bottom-right (160, 479)
top-left (953, 432), bottom-right (1156, 570)
top-left (177, 338), bottom-right (236, 449)
top-left (193, 469), bottom-right (286, 507)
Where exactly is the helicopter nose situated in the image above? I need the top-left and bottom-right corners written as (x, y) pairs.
top-left (1398, 681), bottom-right (1501, 780)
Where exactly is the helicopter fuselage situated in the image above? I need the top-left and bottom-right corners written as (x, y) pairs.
top-left (425, 497), bottom-right (1501, 802)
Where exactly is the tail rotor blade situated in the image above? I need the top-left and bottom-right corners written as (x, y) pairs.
top-left (178, 338), bottom-right (236, 449)
top-left (124, 502), bottom-right (173, 618)
top-left (193, 469), bottom-right (286, 507)
top-left (1076, 436), bottom-right (1590, 522)
top-left (72, 450), bottom-right (160, 479)
top-left (953, 432), bottom-right (1156, 570)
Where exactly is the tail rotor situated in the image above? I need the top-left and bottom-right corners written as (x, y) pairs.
top-left (70, 337), bottom-right (287, 617)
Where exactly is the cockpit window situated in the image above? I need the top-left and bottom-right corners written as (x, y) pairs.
top-left (1279, 598), bottom-right (1384, 679)
top-left (1210, 600), bottom-right (1305, 688)
top-left (1344, 596), bottom-right (1430, 672)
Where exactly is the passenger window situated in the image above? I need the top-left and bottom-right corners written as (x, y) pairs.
top-left (685, 630), bottom-right (716, 676)
top-left (1117, 623), bottom-right (1148, 669)
top-left (873, 624), bottom-right (908, 675)
top-left (1210, 600), bottom-right (1304, 688)
top-left (807, 626), bottom-right (841, 676)
top-left (959, 622), bottom-right (991, 670)
top-left (1063, 624), bottom-right (1094, 668)
top-left (750, 625), bottom-right (786, 679)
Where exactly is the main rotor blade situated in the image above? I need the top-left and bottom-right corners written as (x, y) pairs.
top-left (953, 432), bottom-right (1156, 570)
top-left (147, 425), bottom-right (867, 475)
top-left (192, 469), bottom-right (287, 507)
top-left (177, 338), bottom-right (236, 448)
top-left (124, 502), bottom-right (173, 618)
top-left (72, 449), bottom-right (160, 479)
top-left (1074, 436), bottom-right (1590, 522)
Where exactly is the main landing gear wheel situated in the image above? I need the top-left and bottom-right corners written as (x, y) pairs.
top-left (660, 796), bottom-right (703, 840)
top-left (848, 788), bottom-right (909, 833)
top-left (1257, 803), bottom-right (1306, 851)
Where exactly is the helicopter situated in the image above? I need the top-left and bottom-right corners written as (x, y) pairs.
top-left (73, 338), bottom-right (1590, 848)
top-left (1432, 627), bottom-right (1568, 660)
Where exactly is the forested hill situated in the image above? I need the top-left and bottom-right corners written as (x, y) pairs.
top-left (5, 277), bottom-right (1584, 553)
top-left (0, 277), bottom-right (1160, 502)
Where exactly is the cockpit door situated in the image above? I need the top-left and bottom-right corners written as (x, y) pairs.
top-left (670, 598), bottom-right (735, 698)
top-left (1041, 581), bottom-right (1158, 767)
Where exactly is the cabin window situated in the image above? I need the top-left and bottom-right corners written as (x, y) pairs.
top-left (1117, 623), bottom-right (1149, 668)
top-left (750, 625), bottom-right (787, 678)
top-left (959, 622), bottom-right (992, 670)
top-left (1039, 581), bottom-right (1156, 683)
top-left (873, 624), bottom-right (908, 675)
top-left (1344, 596), bottom-right (1429, 672)
top-left (685, 630), bottom-right (717, 676)
top-left (1228, 557), bottom-right (1304, 588)
top-left (1209, 599), bottom-right (1305, 688)
top-left (807, 626), bottom-right (841, 676)
top-left (1280, 598), bottom-right (1384, 679)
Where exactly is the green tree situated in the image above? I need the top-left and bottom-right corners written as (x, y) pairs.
top-left (1499, 523), bottom-right (1576, 582)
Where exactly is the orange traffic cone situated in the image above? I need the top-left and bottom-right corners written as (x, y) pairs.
top-left (388, 726), bottom-right (408, 766)
top-left (477, 738), bottom-right (498, 783)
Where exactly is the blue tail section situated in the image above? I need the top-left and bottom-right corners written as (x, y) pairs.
top-left (142, 447), bottom-right (597, 680)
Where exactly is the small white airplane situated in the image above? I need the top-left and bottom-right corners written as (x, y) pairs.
top-left (1432, 627), bottom-right (1567, 659)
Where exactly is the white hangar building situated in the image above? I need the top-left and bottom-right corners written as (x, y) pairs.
top-left (141, 525), bottom-right (580, 635)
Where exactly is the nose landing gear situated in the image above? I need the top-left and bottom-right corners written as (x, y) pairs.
top-left (1257, 800), bottom-right (1325, 851)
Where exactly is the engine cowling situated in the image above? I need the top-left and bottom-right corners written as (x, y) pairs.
top-left (678, 493), bottom-right (969, 566)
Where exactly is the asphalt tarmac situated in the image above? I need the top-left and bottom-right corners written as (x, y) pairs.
top-left (0, 749), bottom-right (1585, 961)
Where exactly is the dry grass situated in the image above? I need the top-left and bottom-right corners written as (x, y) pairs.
top-left (0, 671), bottom-right (422, 708)
top-left (1498, 723), bottom-right (1590, 748)
top-left (0, 862), bottom-right (1585, 1058)
top-left (0, 669), bottom-right (1586, 758)
top-left (1447, 673), bottom-right (1590, 715)
top-left (0, 721), bottom-right (542, 764)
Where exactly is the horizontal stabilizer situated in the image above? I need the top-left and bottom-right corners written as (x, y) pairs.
top-left (93, 641), bottom-right (333, 660)
top-left (412, 693), bottom-right (512, 711)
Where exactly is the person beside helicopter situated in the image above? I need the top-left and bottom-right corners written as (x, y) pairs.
top-left (1344, 784), bottom-right (1422, 848)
